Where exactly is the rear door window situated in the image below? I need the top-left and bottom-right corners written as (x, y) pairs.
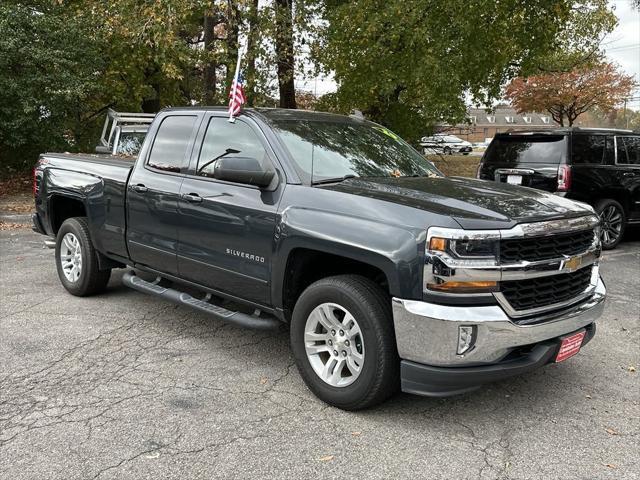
top-left (147, 115), bottom-right (198, 173)
top-left (571, 135), bottom-right (606, 165)
top-left (484, 135), bottom-right (567, 165)
top-left (617, 136), bottom-right (640, 165)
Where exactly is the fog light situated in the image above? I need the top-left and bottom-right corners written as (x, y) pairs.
top-left (457, 326), bottom-right (475, 355)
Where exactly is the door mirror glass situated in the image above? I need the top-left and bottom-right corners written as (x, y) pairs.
top-left (212, 157), bottom-right (275, 187)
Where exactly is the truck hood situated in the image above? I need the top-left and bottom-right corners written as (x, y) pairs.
top-left (320, 176), bottom-right (595, 229)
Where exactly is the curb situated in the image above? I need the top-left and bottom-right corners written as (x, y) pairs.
top-left (0, 213), bottom-right (31, 225)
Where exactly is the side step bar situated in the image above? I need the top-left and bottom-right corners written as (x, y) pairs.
top-left (122, 271), bottom-right (281, 331)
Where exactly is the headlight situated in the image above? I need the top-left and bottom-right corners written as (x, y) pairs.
top-left (429, 237), bottom-right (497, 259)
top-left (425, 228), bottom-right (500, 294)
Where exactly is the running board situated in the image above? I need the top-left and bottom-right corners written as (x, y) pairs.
top-left (122, 271), bottom-right (281, 331)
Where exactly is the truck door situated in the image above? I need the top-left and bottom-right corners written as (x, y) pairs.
top-left (127, 113), bottom-right (201, 275)
top-left (177, 114), bottom-right (283, 306)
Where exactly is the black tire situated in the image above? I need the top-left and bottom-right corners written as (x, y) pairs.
top-left (290, 275), bottom-right (399, 410)
top-left (595, 199), bottom-right (626, 250)
top-left (55, 217), bottom-right (111, 296)
top-left (443, 146), bottom-right (452, 155)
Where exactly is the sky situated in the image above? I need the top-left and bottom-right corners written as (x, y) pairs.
top-left (604, 0), bottom-right (640, 109)
top-left (296, 2), bottom-right (640, 108)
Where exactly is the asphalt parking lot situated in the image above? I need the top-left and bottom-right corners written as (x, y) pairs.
top-left (1, 228), bottom-right (638, 480)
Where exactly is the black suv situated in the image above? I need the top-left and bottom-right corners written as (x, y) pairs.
top-left (478, 128), bottom-right (640, 249)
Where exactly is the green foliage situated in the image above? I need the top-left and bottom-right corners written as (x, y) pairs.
top-left (316, 0), bottom-right (617, 141)
top-left (0, 2), bottom-right (105, 173)
top-left (0, 0), bottom-right (622, 175)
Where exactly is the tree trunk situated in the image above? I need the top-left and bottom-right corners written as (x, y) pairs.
top-left (203, 2), bottom-right (218, 105)
top-left (142, 65), bottom-right (161, 113)
top-left (274, 0), bottom-right (296, 109)
top-left (245, 0), bottom-right (259, 106)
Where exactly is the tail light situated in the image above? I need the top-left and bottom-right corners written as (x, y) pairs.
top-left (557, 164), bottom-right (571, 192)
top-left (33, 158), bottom-right (47, 197)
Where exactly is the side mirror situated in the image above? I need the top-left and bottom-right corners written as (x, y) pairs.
top-left (213, 157), bottom-right (275, 188)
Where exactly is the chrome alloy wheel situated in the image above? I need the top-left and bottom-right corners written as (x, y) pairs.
top-left (304, 303), bottom-right (365, 387)
top-left (59, 232), bottom-right (82, 282)
top-left (600, 205), bottom-right (623, 247)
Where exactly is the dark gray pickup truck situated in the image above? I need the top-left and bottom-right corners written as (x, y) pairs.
top-left (32, 107), bottom-right (606, 410)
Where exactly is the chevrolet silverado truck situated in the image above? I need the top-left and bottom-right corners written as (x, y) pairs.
top-left (32, 108), bottom-right (606, 410)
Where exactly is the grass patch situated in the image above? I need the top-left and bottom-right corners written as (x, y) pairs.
top-left (427, 155), bottom-right (480, 178)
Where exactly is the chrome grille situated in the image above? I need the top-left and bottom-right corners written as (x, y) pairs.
top-left (500, 266), bottom-right (593, 312)
top-left (500, 229), bottom-right (595, 263)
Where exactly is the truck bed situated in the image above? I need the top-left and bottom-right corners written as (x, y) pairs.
top-left (36, 152), bottom-right (136, 260)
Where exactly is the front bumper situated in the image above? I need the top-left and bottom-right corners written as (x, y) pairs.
top-left (392, 277), bottom-right (606, 395)
top-left (401, 323), bottom-right (596, 396)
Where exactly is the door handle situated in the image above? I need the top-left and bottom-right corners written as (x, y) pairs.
top-left (132, 184), bottom-right (148, 193)
top-left (622, 172), bottom-right (637, 177)
top-left (181, 193), bottom-right (203, 203)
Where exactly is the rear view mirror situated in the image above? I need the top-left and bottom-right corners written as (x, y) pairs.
top-left (213, 157), bottom-right (275, 188)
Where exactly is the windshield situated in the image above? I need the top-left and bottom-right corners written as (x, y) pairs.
top-left (484, 135), bottom-right (567, 165)
top-left (271, 119), bottom-right (442, 182)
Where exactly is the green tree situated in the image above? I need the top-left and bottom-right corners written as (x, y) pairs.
top-left (316, 0), bottom-right (617, 141)
top-left (0, 2), bottom-right (105, 173)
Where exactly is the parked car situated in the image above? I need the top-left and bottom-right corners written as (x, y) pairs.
top-left (33, 108), bottom-right (605, 410)
top-left (477, 128), bottom-right (640, 249)
top-left (420, 134), bottom-right (472, 155)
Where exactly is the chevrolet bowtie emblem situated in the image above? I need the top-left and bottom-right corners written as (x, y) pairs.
top-left (561, 255), bottom-right (582, 272)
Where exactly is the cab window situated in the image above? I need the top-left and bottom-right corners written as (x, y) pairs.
top-left (147, 115), bottom-right (197, 173)
top-left (196, 118), bottom-right (268, 177)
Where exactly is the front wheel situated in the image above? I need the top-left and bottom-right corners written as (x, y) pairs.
top-left (55, 217), bottom-right (111, 296)
top-left (443, 146), bottom-right (452, 155)
top-left (290, 275), bottom-right (399, 410)
top-left (596, 199), bottom-right (626, 250)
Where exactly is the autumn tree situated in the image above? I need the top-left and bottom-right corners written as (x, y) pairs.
top-left (505, 62), bottom-right (636, 126)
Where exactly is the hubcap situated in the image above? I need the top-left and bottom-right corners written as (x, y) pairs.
top-left (600, 205), bottom-right (622, 246)
top-left (304, 303), bottom-right (365, 387)
top-left (60, 233), bottom-right (82, 282)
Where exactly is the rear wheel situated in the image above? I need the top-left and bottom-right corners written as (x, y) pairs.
top-left (595, 199), bottom-right (626, 250)
top-left (55, 217), bottom-right (111, 296)
top-left (290, 275), bottom-right (399, 410)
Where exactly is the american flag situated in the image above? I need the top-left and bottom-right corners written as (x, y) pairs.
top-left (228, 72), bottom-right (246, 118)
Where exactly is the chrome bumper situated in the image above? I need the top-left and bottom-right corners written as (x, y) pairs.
top-left (392, 277), bottom-right (606, 367)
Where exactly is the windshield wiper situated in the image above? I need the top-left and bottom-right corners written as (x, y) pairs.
top-left (311, 174), bottom-right (357, 185)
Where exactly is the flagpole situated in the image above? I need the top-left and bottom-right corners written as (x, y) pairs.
top-left (228, 46), bottom-right (243, 123)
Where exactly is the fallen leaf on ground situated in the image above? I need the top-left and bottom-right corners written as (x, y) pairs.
top-left (318, 455), bottom-right (334, 462)
top-left (259, 377), bottom-right (268, 384)
top-left (351, 431), bottom-right (361, 436)
top-left (605, 427), bottom-right (619, 436)
top-left (603, 464), bottom-right (616, 469)
top-left (628, 366), bottom-right (636, 372)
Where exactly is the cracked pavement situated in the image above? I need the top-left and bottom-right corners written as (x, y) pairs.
top-left (1, 229), bottom-right (638, 479)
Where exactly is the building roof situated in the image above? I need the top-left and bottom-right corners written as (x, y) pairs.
top-left (465, 107), bottom-right (557, 128)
